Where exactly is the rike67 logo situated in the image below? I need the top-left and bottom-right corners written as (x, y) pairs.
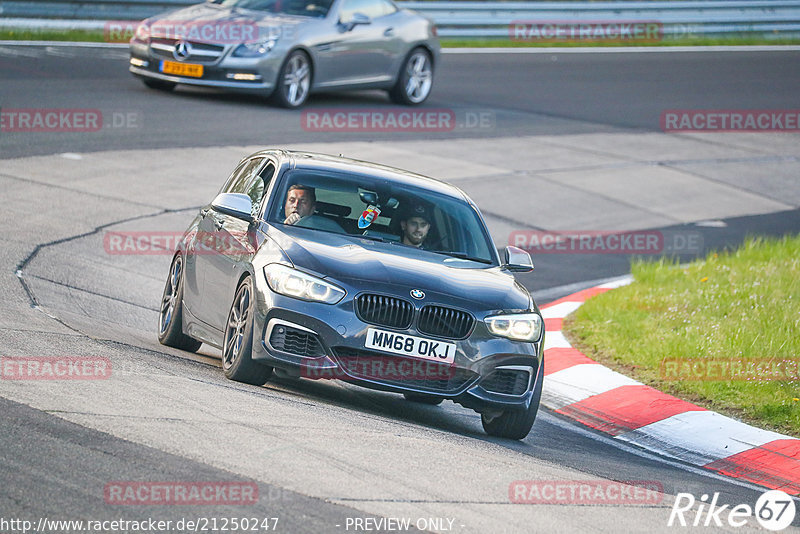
top-left (668, 490), bottom-right (796, 531)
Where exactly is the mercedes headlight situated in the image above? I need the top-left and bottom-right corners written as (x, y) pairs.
top-left (233, 37), bottom-right (277, 57)
top-left (485, 313), bottom-right (543, 342)
top-left (264, 264), bottom-right (344, 304)
top-left (134, 22), bottom-right (151, 42)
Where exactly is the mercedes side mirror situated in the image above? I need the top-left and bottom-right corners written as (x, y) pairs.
top-left (341, 12), bottom-right (371, 31)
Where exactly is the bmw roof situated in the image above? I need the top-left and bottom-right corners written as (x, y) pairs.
top-left (253, 149), bottom-right (471, 201)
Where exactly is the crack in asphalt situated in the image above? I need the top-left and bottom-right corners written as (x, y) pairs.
top-left (15, 207), bottom-right (197, 273)
top-left (7, 203), bottom-right (215, 377)
top-left (24, 272), bottom-right (158, 312)
top-left (44, 410), bottom-right (220, 423)
top-left (0, 327), bottom-right (84, 336)
top-left (14, 205), bottom-right (201, 320)
top-left (657, 162), bottom-right (799, 209)
top-left (533, 136), bottom-right (798, 206)
top-left (481, 206), bottom-right (547, 231)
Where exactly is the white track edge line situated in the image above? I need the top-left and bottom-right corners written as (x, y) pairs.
top-left (444, 45), bottom-right (800, 53)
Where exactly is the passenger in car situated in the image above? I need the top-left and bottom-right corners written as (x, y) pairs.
top-left (399, 202), bottom-right (433, 248)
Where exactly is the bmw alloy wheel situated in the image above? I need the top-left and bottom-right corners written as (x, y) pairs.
top-left (157, 254), bottom-right (202, 352)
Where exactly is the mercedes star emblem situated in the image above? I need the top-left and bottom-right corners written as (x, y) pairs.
top-left (173, 40), bottom-right (192, 61)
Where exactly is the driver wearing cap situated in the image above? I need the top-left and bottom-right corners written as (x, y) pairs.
top-left (399, 202), bottom-right (433, 248)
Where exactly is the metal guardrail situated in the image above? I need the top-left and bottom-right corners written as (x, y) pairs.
top-left (411, 0), bottom-right (800, 37)
top-left (1, 0), bottom-right (198, 21)
top-left (1, 0), bottom-right (799, 39)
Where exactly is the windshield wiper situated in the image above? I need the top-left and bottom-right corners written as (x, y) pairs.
top-left (429, 250), bottom-right (493, 264)
top-left (356, 233), bottom-right (406, 245)
top-left (356, 234), bottom-right (387, 243)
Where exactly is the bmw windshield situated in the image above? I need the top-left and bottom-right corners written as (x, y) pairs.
top-left (268, 170), bottom-right (498, 266)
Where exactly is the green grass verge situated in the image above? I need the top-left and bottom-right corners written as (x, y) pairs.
top-left (0, 29), bottom-right (110, 42)
top-left (2, 28), bottom-right (800, 47)
top-left (563, 234), bottom-right (800, 437)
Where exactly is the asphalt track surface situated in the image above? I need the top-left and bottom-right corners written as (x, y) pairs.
top-left (1, 46), bottom-right (800, 157)
top-left (1, 45), bottom-right (800, 533)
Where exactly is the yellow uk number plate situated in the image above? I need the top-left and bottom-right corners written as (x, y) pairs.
top-left (159, 60), bottom-right (203, 78)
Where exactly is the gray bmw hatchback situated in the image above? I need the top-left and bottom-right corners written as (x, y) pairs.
top-left (129, 0), bottom-right (439, 107)
top-left (158, 150), bottom-right (545, 439)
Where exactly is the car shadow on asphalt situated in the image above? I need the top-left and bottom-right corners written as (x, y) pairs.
top-left (266, 373), bottom-right (489, 434)
top-left (140, 83), bottom-right (408, 109)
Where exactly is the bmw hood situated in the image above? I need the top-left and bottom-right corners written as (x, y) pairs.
top-left (269, 227), bottom-right (531, 312)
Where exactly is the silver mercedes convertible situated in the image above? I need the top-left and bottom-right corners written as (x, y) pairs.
top-left (129, 0), bottom-right (440, 107)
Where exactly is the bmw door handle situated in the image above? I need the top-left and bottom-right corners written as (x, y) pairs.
top-left (384, 27), bottom-right (395, 36)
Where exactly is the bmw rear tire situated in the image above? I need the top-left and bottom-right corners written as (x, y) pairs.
top-left (158, 254), bottom-right (203, 352)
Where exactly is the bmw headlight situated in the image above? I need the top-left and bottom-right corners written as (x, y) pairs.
top-left (485, 313), bottom-right (543, 342)
top-left (264, 264), bottom-right (345, 304)
top-left (233, 37), bottom-right (277, 57)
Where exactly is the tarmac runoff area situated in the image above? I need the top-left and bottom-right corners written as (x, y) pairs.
top-left (0, 129), bottom-right (799, 531)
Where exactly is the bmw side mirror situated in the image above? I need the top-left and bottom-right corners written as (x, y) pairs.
top-left (341, 12), bottom-right (371, 31)
top-left (503, 246), bottom-right (534, 272)
top-left (211, 193), bottom-right (255, 223)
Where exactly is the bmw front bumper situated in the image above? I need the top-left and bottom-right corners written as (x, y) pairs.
top-left (250, 277), bottom-right (544, 415)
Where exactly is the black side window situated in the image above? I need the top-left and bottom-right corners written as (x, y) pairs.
top-left (225, 158), bottom-right (264, 195)
top-left (249, 162), bottom-right (275, 208)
